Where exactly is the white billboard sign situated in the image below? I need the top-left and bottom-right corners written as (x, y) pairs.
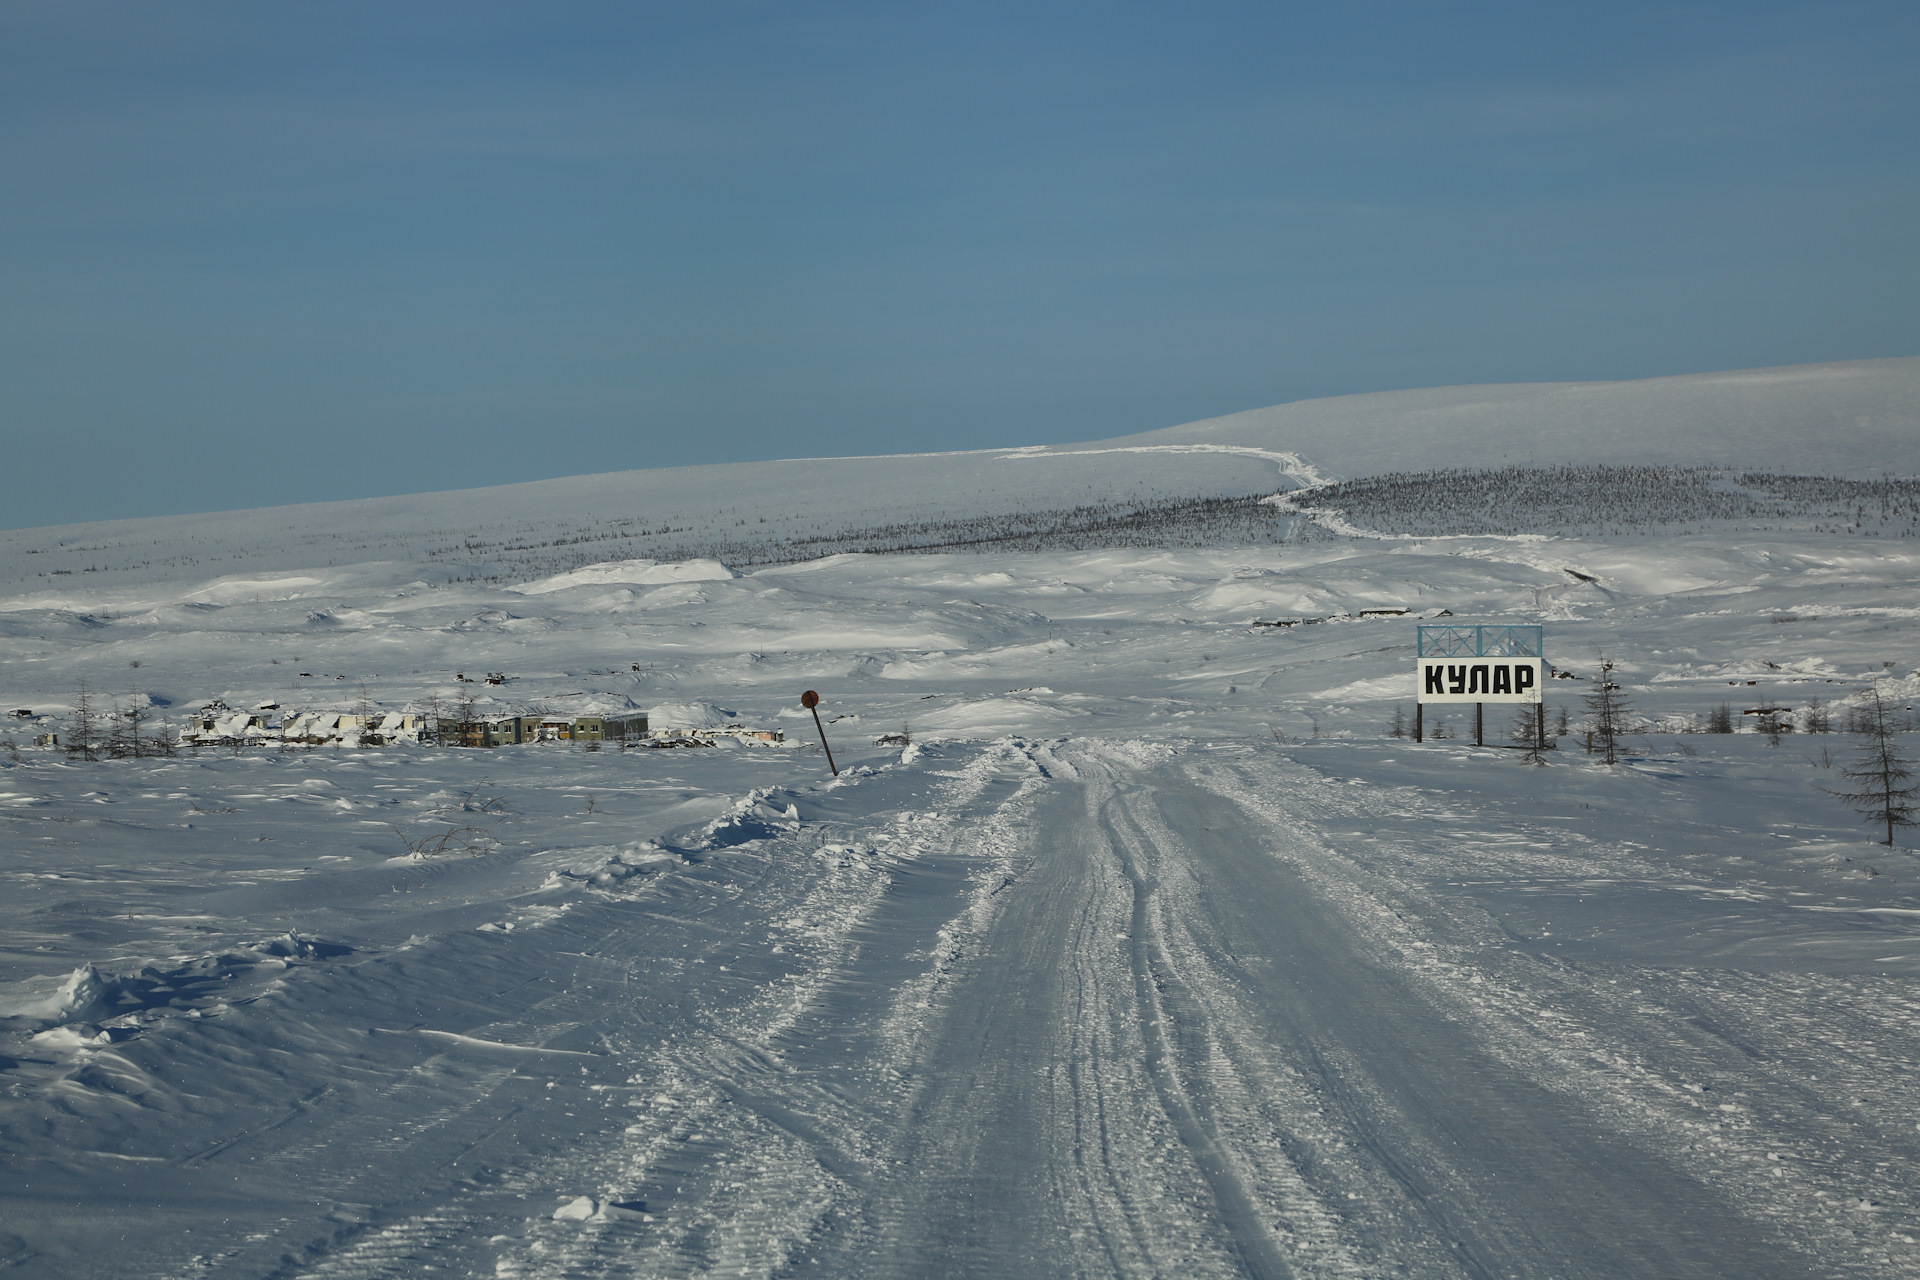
top-left (1417, 658), bottom-right (1542, 703)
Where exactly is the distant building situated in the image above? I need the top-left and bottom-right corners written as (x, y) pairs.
top-left (452, 717), bottom-right (521, 748)
top-left (186, 709), bottom-right (278, 743)
top-left (164, 701), bottom-right (743, 752)
top-left (650, 723), bottom-right (784, 746)
top-left (603, 712), bottom-right (650, 743)
top-left (360, 713), bottom-right (432, 745)
top-left (267, 710), bottom-right (433, 747)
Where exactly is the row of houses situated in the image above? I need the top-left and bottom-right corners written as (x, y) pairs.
top-left (452, 714), bottom-right (782, 748)
top-left (176, 705), bottom-right (784, 749)
top-left (181, 708), bottom-right (435, 746)
top-left (452, 712), bottom-right (649, 747)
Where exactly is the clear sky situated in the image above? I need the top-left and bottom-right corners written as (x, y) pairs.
top-left (3, 1), bottom-right (1916, 529)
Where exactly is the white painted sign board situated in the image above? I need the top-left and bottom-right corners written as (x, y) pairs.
top-left (1417, 658), bottom-right (1543, 703)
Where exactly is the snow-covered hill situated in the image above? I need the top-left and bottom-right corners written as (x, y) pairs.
top-left (3, 356), bottom-right (1914, 591)
top-left (1138, 355), bottom-right (1920, 479)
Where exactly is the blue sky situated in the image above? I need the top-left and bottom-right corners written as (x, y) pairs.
top-left (3, 1), bottom-right (1916, 528)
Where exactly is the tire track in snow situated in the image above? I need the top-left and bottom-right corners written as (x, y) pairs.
top-left (1187, 748), bottom-right (1920, 1277)
top-left (1087, 754), bottom-right (1295, 1280)
top-left (485, 742), bottom-right (1041, 1279)
top-left (1065, 741), bottom-right (1382, 1278)
top-left (1165, 746), bottom-right (1825, 1278)
top-left (801, 739), bottom-right (1297, 1278)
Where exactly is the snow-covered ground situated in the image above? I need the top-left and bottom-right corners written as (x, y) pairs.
top-left (4, 361), bottom-right (1920, 1277)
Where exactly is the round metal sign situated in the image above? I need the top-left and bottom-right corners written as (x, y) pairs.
top-left (800, 690), bottom-right (819, 709)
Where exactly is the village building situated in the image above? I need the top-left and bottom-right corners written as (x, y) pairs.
top-left (649, 723), bottom-right (784, 746)
top-left (360, 713), bottom-right (432, 745)
top-left (603, 712), bottom-right (650, 743)
top-left (184, 708), bottom-right (279, 743)
top-left (449, 717), bottom-right (522, 748)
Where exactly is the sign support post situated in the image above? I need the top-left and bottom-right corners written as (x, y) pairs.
top-left (800, 690), bottom-right (838, 776)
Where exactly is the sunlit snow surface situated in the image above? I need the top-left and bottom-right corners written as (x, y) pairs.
top-left (5, 367), bottom-right (1920, 1277)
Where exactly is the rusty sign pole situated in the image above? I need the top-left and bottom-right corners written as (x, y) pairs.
top-left (800, 690), bottom-right (838, 776)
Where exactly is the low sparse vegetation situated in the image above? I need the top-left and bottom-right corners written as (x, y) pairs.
top-left (1288, 466), bottom-right (1920, 539)
top-left (392, 823), bottom-right (493, 859)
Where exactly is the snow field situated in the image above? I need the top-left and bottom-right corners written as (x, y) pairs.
top-left (8, 522), bottom-right (1920, 1275)
top-left (5, 360), bottom-right (1920, 1275)
top-left (1196, 740), bottom-right (1920, 1276)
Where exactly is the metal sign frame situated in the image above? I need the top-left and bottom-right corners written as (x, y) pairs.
top-left (1416, 624), bottom-right (1544, 659)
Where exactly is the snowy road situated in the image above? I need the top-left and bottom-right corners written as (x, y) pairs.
top-left (762, 743), bottom-right (1816, 1279)
top-left (484, 741), bottom-right (1893, 1278)
top-left (8, 737), bottom-right (1920, 1277)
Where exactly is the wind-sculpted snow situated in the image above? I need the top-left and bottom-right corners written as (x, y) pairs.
top-left (514, 558), bottom-right (740, 594)
top-left (7, 725), bottom-right (1920, 1276)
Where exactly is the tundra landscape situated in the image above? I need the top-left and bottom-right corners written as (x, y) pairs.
top-left (4, 359), bottom-right (1920, 1277)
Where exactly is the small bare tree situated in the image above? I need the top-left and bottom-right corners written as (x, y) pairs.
top-left (354, 684), bottom-right (381, 747)
top-left (118, 688), bottom-right (149, 758)
top-left (1823, 682), bottom-right (1919, 846)
top-left (1706, 702), bottom-right (1734, 734)
top-left (1507, 704), bottom-right (1548, 763)
top-left (1582, 655), bottom-right (1631, 765)
top-left (67, 681), bottom-right (98, 762)
top-left (454, 687), bottom-right (480, 742)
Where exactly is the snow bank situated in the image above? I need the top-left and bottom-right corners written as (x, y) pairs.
top-left (912, 696), bottom-right (1084, 738)
top-left (647, 700), bottom-right (740, 730)
top-left (0, 964), bottom-right (115, 1026)
top-left (514, 558), bottom-right (739, 594)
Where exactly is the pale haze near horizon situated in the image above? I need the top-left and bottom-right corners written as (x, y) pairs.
top-left (2, 0), bottom-right (1916, 531)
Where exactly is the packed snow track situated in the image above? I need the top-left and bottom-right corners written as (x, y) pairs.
top-left (13, 734), bottom-right (1908, 1277)
top-left (775, 742), bottom-right (1811, 1280)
